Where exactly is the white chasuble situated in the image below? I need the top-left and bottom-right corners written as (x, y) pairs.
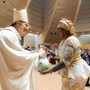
top-left (0, 26), bottom-right (39, 90)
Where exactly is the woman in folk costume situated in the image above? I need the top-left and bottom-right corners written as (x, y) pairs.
top-left (42, 18), bottom-right (90, 90)
top-left (0, 20), bottom-right (46, 90)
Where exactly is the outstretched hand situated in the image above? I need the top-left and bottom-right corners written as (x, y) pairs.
top-left (41, 69), bottom-right (53, 75)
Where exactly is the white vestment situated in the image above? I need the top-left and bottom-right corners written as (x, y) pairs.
top-left (0, 26), bottom-right (39, 90)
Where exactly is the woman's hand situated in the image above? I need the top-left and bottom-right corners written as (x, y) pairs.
top-left (41, 69), bottom-right (53, 75)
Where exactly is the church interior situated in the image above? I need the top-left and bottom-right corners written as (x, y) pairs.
top-left (0, 0), bottom-right (90, 90)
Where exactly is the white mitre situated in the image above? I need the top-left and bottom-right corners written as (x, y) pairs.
top-left (13, 8), bottom-right (29, 23)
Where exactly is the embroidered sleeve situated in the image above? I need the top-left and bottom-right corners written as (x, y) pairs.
top-left (62, 39), bottom-right (77, 67)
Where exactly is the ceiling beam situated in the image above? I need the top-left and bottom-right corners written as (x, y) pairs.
top-left (74, 0), bottom-right (82, 24)
top-left (25, 0), bottom-right (32, 9)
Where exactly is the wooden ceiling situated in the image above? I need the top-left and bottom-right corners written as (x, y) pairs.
top-left (0, 0), bottom-right (90, 44)
top-left (0, 0), bottom-right (28, 27)
top-left (45, 0), bottom-right (79, 43)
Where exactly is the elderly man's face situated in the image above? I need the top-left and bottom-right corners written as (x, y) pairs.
top-left (16, 21), bottom-right (30, 36)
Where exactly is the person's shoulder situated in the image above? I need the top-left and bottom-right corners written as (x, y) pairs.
top-left (66, 36), bottom-right (79, 43)
top-left (66, 36), bottom-right (81, 48)
top-left (0, 27), bottom-right (15, 39)
top-left (67, 36), bottom-right (77, 40)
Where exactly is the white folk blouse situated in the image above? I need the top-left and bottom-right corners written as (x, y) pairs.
top-left (58, 36), bottom-right (90, 90)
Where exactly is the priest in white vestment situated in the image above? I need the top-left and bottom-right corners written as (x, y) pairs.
top-left (0, 20), bottom-right (45, 90)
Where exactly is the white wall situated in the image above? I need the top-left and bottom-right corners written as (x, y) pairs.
top-left (34, 35), bottom-right (41, 49)
top-left (78, 34), bottom-right (90, 49)
top-left (24, 34), bottom-right (35, 47)
top-left (24, 34), bottom-right (41, 49)
top-left (78, 34), bottom-right (90, 44)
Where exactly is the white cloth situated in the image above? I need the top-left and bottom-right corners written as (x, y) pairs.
top-left (0, 26), bottom-right (39, 90)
